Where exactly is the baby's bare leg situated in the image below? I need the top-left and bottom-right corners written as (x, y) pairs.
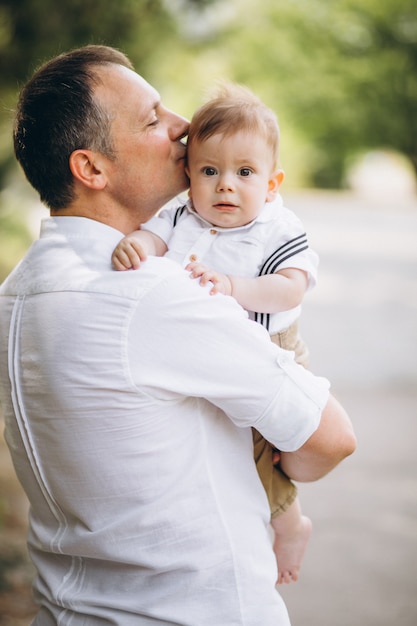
top-left (271, 496), bottom-right (312, 585)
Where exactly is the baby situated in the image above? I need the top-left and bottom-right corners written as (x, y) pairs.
top-left (112, 84), bottom-right (319, 585)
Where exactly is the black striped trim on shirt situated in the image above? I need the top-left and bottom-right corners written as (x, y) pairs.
top-left (173, 205), bottom-right (188, 227)
top-left (258, 233), bottom-right (308, 276)
top-left (254, 233), bottom-right (308, 330)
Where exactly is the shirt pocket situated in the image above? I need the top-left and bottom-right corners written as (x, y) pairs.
top-left (212, 234), bottom-right (265, 277)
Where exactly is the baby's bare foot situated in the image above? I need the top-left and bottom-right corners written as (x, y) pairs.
top-left (274, 515), bottom-right (312, 585)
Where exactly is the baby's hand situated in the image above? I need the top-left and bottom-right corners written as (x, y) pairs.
top-left (186, 262), bottom-right (232, 296)
top-left (112, 236), bottom-right (148, 270)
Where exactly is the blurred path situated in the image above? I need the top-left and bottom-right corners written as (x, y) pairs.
top-left (281, 190), bottom-right (417, 626)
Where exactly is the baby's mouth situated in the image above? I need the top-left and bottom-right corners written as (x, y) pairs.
top-left (214, 202), bottom-right (237, 211)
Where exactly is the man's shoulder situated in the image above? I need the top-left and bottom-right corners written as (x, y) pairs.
top-left (0, 248), bottom-right (185, 302)
top-left (90, 255), bottom-right (187, 301)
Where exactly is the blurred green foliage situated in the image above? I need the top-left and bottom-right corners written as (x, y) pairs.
top-left (232, 0), bottom-right (417, 188)
top-left (162, 0), bottom-right (417, 188)
top-left (0, 195), bottom-right (34, 281)
top-left (0, 0), bottom-right (416, 278)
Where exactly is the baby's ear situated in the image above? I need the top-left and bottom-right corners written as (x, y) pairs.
top-left (185, 166), bottom-right (192, 199)
top-left (266, 169), bottom-right (285, 202)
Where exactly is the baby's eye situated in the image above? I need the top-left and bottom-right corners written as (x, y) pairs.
top-left (239, 167), bottom-right (252, 177)
top-left (203, 167), bottom-right (217, 176)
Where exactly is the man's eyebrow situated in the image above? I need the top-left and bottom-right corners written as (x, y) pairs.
top-left (138, 99), bottom-right (160, 125)
top-left (151, 95), bottom-right (162, 110)
top-left (145, 98), bottom-right (161, 120)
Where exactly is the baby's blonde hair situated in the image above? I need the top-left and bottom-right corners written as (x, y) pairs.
top-left (188, 83), bottom-right (280, 167)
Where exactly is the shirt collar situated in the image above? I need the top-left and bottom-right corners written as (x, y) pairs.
top-left (39, 216), bottom-right (125, 269)
top-left (40, 216), bottom-right (124, 246)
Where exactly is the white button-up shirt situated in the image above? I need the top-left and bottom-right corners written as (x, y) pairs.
top-left (142, 195), bottom-right (319, 333)
top-left (0, 216), bottom-right (329, 625)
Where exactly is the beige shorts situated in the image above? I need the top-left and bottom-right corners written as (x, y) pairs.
top-left (253, 320), bottom-right (309, 518)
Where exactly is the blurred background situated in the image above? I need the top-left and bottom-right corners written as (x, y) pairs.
top-left (0, 0), bottom-right (416, 624)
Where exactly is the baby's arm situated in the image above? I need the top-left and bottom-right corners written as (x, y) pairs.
top-left (230, 269), bottom-right (308, 312)
top-left (112, 229), bottom-right (168, 270)
top-left (186, 262), bottom-right (308, 312)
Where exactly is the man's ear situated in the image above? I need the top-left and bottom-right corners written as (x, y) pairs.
top-left (69, 150), bottom-right (107, 190)
top-left (266, 169), bottom-right (285, 202)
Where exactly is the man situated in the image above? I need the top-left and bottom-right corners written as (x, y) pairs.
top-left (0, 45), bottom-right (356, 625)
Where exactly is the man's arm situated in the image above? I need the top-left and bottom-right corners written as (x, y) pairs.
top-left (279, 393), bottom-right (356, 482)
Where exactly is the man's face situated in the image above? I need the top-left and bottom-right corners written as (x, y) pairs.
top-left (95, 64), bottom-right (189, 223)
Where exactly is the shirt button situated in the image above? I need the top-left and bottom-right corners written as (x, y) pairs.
top-left (210, 229), bottom-right (217, 235)
top-left (189, 254), bottom-right (198, 262)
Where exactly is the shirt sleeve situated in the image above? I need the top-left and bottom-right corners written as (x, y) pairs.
top-left (141, 205), bottom-right (186, 244)
top-left (127, 259), bottom-right (329, 452)
top-left (263, 207), bottom-right (319, 291)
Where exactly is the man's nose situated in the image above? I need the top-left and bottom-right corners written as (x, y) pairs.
top-left (168, 111), bottom-right (189, 142)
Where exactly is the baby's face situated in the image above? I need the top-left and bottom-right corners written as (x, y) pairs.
top-left (186, 131), bottom-right (280, 229)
